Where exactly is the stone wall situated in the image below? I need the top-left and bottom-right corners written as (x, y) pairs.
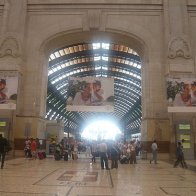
top-left (0, 0), bottom-right (195, 158)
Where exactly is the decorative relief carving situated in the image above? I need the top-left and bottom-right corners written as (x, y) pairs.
top-left (88, 10), bottom-right (101, 30)
top-left (0, 37), bottom-right (21, 58)
top-left (154, 121), bottom-right (162, 141)
top-left (168, 37), bottom-right (191, 59)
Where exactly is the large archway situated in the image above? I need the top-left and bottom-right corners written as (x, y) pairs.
top-left (41, 31), bottom-right (147, 140)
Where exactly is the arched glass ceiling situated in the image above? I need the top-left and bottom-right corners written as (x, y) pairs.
top-left (46, 43), bottom-right (142, 135)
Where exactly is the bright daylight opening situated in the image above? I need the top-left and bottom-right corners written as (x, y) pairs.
top-left (81, 120), bottom-right (121, 141)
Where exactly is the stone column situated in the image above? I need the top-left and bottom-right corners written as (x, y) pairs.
top-left (165, 0), bottom-right (194, 159)
top-left (0, 0), bottom-right (46, 154)
top-left (0, 0), bottom-right (27, 145)
top-left (141, 0), bottom-right (193, 159)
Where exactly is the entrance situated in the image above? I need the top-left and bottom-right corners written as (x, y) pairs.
top-left (0, 118), bottom-right (10, 139)
top-left (176, 122), bottom-right (194, 159)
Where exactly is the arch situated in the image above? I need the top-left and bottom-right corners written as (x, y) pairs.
top-left (40, 30), bottom-right (149, 62)
top-left (37, 30), bottom-right (150, 135)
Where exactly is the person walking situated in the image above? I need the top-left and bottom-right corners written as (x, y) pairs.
top-left (150, 140), bottom-right (158, 164)
top-left (91, 142), bottom-right (97, 163)
top-left (98, 140), bottom-right (110, 170)
top-left (0, 134), bottom-right (8, 169)
top-left (174, 142), bottom-right (184, 168)
top-left (129, 140), bottom-right (137, 164)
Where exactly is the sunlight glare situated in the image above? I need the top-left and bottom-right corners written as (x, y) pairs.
top-left (81, 120), bottom-right (121, 140)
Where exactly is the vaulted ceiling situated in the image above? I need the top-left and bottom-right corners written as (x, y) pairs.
top-left (45, 42), bottom-right (142, 136)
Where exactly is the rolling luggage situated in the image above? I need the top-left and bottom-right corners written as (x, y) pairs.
top-left (38, 151), bottom-right (45, 160)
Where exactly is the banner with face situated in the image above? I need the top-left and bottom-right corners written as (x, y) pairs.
top-left (67, 77), bottom-right (114, 112)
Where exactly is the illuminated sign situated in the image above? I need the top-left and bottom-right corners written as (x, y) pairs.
top-left (0, 122), bottom-right (6, 126)
top-left (179, 124), bottom-right (191, 130)
top-left (182, 142), bottom-right (191, 149)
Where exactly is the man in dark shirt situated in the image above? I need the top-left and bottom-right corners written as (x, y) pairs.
top-left (0, 134), bottom-right (8, 169)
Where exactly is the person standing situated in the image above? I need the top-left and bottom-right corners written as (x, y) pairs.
top-left (91, 142), bottom-right (97, 163)
top-left (86, 144), bottom-right (91, 157)
top-left (181, 139), bottom-right (188, 168)
top-left (129, 140), bottom-right (137, 164)
top-left (0, 134), bottom-right (8, 169)
top-left (30, 138), bottom-right (37, 160)
top-left (150, 140), bottom-right (158, 164)
top-left (98, 140), bottom-right (110, 170)
top-left (24, 138), bottom-right (31, 158)
top-left (135, 140), bottom-right (141, 156)
top-left (110, 142), bottom-right (120, 169)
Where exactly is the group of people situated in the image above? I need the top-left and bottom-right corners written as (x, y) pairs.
top-left (27, 137), bottom-right (188, 170)
top-left (1, 135), bottom-right (189, 170)
top-left (24, 138), bottom-right (40, 159)
top-left (71, 80), bottom-right (104, 106)
top-left (119, 140), bottom-right (141, 165)
top-left (84, 139), bottom-right (142, 169)
top-left (53, 139), bottom-right (80, 161)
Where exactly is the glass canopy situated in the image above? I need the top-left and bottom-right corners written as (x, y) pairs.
top-left (46, 42), bottom-right (142, 136)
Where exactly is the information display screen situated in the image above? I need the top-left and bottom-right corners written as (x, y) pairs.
top-left (0, 122), bottom-right (6, 126)
top-left (179, 134), bottom-right (191, 149)
top-left (182, 142), bottom-right (191, 149)
top-left (179, 124), bottom-right (191, 130)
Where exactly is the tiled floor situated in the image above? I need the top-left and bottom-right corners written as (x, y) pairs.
top-left (0, 156), bottom-right (196, 196)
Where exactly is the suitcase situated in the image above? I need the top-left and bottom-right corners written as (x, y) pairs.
top-left (38, 152), bottom-right (45, 160)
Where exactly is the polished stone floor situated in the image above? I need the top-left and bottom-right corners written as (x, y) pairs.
top-left (0, 155), bottom-right (196, 196)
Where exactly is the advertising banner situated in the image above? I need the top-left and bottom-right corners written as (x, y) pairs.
top-left (0, 72), bottom-right (18, 110)
top-left (66, 77), bottom-right (114, 112)
top-left (167, 78), bottom-right (196, 109)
